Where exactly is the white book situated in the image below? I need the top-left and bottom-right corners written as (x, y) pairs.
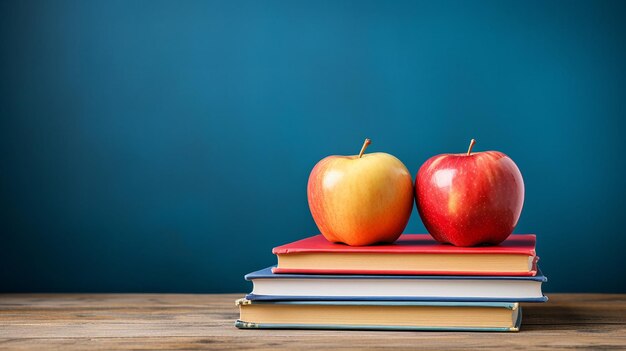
top-left (245, 266), bottom-right (547, 302)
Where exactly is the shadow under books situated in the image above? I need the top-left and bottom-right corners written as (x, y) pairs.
top-left (522, 304), bottom-right (595, 331)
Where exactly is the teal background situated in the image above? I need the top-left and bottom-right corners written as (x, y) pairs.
top-left (1, 0), bottom-right (625, 293)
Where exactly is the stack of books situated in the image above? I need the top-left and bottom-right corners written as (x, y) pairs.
top-left (236, 234), bottom-right (547, 332)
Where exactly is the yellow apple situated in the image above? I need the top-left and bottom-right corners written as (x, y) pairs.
top-left (307, 139), bottom-right (414, 246)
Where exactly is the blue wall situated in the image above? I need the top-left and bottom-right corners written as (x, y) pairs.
top-left (1, 0), bottom-right (625, 293)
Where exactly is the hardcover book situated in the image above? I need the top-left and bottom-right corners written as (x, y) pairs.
top-left (236, 299), bottom-right (522, 332)
top-left (244, 266), bottom-right (548, 302)
top-left (272, 234), bottom-right (538, 276)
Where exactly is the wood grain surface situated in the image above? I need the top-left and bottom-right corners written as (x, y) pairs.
top-left (0, 293), bottom-right (624, 350)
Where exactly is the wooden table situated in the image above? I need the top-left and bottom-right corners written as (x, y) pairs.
top-left (1, 294), bottom-right (624, 350)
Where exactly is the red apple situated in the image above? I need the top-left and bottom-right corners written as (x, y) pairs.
top-left (415, 139), bottom-right (524, 247)
top-left (307, 139), bottom-right (414, 246)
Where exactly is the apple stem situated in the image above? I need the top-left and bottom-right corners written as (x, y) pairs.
top-left (467, 139), bottom-right (476, 156)
top-left (358, 138), bottom-right (371, 158)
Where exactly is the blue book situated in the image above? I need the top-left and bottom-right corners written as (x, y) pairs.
top-left (236, 299), bottom-right (522, 332)
top-left (245, 266), bottom-right (547, 302)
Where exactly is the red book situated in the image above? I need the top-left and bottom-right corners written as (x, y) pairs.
top-left (272, 234), bottom-right (538, 276)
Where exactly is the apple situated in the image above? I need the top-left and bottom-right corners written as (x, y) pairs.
top-left (415, 139), bottom-right (524, 247)
top-left (307, 139), bottom-right (414, 246)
